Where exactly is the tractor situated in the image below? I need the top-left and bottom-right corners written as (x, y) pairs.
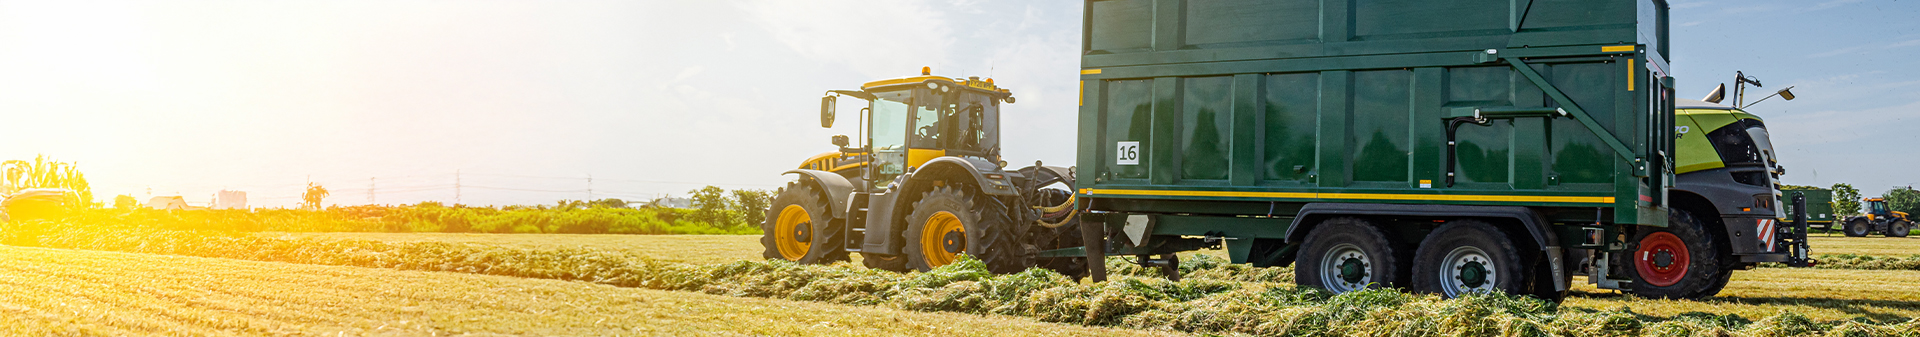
top-left (1843, 197), bottom-right (1912, 237)
top-left (762, 67), bottom-right (1083, 275)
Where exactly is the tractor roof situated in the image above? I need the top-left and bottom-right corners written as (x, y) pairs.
top-left (1676, 98), bottom-right (1733, 110)
top-left (860, 70), bottom-right (1011, 97)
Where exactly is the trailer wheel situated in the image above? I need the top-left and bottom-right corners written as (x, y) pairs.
top-left (1412, 220), bottom-right (1525, 298)
top-left (1844, 219), bottom-right (1870, 237)
top-left (1628, 209), bottom-right (1723, 299)
top-left (1889, 220), bottom-right (1912, 237)
top-left (760, 182), bottom-right (849, 264)
top-left (1295, 217), bottom-right (1406, 293)
top-left (860, 252), bottom-right (911, 272)
top-left (904, 186), bottom-right (1031, 273)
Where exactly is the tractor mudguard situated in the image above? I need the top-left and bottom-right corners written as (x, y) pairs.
top-left (783, 169), bottom-right (854, 220)
top-left (907, 157), bottom-right (1019, 197)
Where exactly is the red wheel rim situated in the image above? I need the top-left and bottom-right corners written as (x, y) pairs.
top-left (1634, 231), bottom-right (1689, 287)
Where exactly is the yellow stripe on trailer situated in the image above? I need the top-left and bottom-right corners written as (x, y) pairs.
top-left (1082, 188), bottom-right (1614, 204)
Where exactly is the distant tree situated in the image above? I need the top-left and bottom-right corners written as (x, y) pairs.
top-left (688, 186), bottom-right (735, 227)
top-left (113, 194), bottom-right (139, 210)
top-left (2, 155), bottom-right (95, 207)
top-left (1832, 183), bottom-right (1862, 215)
top-left (729, 189), bottom-right (774, 227)
top-left (301, 183), bottom-right (330, 210)
top-left (590, 198), bottom-right (628, 209)
top-left (1885, 187), bottom-right (1920, 216)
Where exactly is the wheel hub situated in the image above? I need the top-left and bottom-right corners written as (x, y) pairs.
top-left (1457, 261), bottom-right (1487, 288)
top-left (1338, 257), bottom-right (1368, 283)
top-left (1319, 243), bottom-right (1371, 292)
top-left (1634, 231), bottom-right (1690, 287)
top-left (942, 230), bottom-right (965, 254)
top-left (794, 223), bottom-right (812, 243)
top-left (1440, 246), bottom-right (1496, 296)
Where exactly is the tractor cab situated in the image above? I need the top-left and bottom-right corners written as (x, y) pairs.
top-left (1864, 198), bottom-right (1903, 221)
top-left (814, 67), bottom-right (1014, 191)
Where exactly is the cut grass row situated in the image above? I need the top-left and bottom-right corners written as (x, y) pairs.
top-left (0, 245), bottom-right (1163, 336)
top-left (12, 226), bottom-right (1920, 336)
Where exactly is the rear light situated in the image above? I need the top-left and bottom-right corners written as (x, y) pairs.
top-left (1753, 194), bottom-right (1773, 210)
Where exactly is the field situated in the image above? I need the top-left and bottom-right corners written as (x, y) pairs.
top-left (0, 245), bottom-right (1170, 336)
top-left (6, 226), bottom-right (1919, 336)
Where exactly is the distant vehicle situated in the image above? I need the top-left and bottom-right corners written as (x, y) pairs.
top-left (1843, 197), bottom-right (1911, 237)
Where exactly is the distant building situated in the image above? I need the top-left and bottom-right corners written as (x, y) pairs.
top-left (216, 190), bottom-right (247, 209)
top-left (646, 197), bottom-right (692, 209)
top-left (146, 196), bottom-right (190, 210)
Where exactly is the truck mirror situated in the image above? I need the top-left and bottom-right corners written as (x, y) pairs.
top-left (1778, 88), bottom-right (1796, 101)
top-left (832, 135), bottom-right (850, 148)
top-left (821, 95), bottom-right (837, 128)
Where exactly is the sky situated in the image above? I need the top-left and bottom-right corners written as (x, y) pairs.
top-left (0, 0), bottom-right (1911, 208)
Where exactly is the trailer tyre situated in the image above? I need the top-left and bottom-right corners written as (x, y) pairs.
top-left (761, 182), bottom-right (849, 264)
top-left (904, 186), bottom-right (1031, 273)
top-left (1412, 220), bottom-right (1526, 298)
top-left (1844, 219), bottom-right (1870, 237)
top-left (1889, 220), bottom-right (1911, 237)
top-left (1296, 217), bottom-right (1407, 293)
top-left (1628, 209), bottom-right (1723, 299)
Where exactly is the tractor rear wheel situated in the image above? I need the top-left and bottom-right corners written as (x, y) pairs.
top-left (1844, 219), bottom-right (1870, 237)
top-left (1412, 220), bottom-right (1527, 298)
top-left (760, 182), bottom-right (849, 264)
top-left (1296, 217), bottom-right (1408, 294)
top-left (1628, 209), bottom-right (1724, 299)
top-left (903, 186), bottom-right (1032, 273)
top-left (1890, 220), bottom-right (1912, 237)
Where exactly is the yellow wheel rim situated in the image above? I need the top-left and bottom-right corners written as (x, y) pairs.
top-left (774, 205), bottom-right (812, 260)
top-left (920, 211), bottom-right (966, 267)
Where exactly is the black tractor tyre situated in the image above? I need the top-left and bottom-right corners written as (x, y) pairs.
top-left (1890, 220), bottom-right (1912, 237)
top-left (1295, 217), bottom-right (1409, 293)
top-left (1627, 209), bottom-right (1725, 299)
top-left (860, 252), bottom-right (911, 272)
top-left (1686, 268), bottom-right (1733, 299)
top-left (1411, 220), bottom-right (1528, 298)
top-left (760, 182), bottom-right (850, 264)
top-left (1844, 219), bottom-right (1871, 237)
top-left (1029, 188), bottom-right (1087, 278)
top-left (903, 186), bottom-right (1033, 274)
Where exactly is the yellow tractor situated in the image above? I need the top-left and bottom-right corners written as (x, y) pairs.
top-left (762, 67), bottom-right (1083, 275)
top-left (1843, 197), bottom-right (1911, 237)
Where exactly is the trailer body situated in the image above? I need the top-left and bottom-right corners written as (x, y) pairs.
top-left (1069, 0), bottom-right (1800, 298)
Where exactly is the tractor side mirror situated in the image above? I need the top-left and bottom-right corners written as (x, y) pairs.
top-left (832, 135), bottom-right (850, 148)
top-left (820, 95), bottom-right (837, 128)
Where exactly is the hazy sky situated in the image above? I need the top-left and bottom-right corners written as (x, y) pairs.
top-left (0, 0), bottom-right (1911, 208)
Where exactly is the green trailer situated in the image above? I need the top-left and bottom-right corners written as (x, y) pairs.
top-left (1781, 189), bottom-right (1834, 230)
top-left (1068, 0), bottom-right (1811, 301)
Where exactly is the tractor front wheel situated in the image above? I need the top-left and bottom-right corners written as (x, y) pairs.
top-left (1628, 209), bottom-right (1725, 299)
top-left (903, 186), bottom-right (1032, 273)
top-left (760, 182), bottom-right (849, 264)
top-left (1890, 220), bottom-right (1912, 238)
